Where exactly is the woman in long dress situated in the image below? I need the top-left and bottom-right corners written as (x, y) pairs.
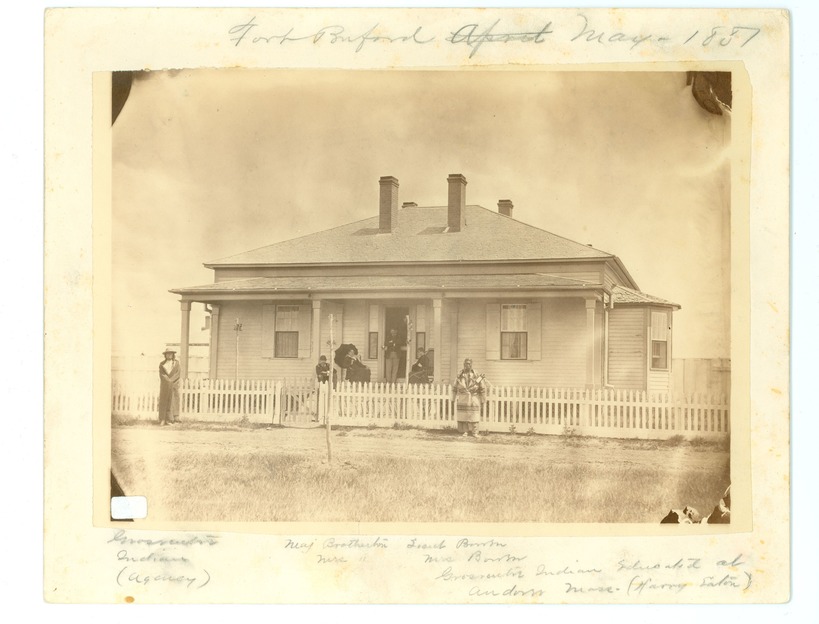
top-left (453, 358), bottom-right (487, 437)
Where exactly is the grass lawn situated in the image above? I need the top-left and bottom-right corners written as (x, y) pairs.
top-left (112, 422), bottom-right (730, 523)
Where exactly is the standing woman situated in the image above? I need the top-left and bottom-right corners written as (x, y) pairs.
top-left (158, 348), bottom-right (181, 426)
top-left (453, 358), bottom-right (487, 437)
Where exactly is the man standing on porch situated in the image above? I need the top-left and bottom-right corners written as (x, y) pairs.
top-left (383, 328), bottom-right (404, 383)
top-left (158, 348), bottom-right (180, 426)
top-left (453, 358), bottom-right (487, 437)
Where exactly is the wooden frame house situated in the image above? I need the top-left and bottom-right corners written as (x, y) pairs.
top-left (171, 174), bottom-right (680, 391)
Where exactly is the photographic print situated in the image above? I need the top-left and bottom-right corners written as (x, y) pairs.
top-left (109, 68), bottom-right (733, 525)
top-left (43, 7), bottom-right (790, 604)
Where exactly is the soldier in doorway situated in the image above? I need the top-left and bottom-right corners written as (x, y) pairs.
top-left (382, 328), bottom-right (405, 383)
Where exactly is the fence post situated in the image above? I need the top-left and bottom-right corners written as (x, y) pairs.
top-left (180, 378), bottom-right (189, 419)
top-left (579, 387), bottom-right (588, 430)
top-left (265, 380), bottom-right (274, 425)
top-left (274, 380), bottom-right (282, 425)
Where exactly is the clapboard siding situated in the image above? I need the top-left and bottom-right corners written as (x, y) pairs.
top-left (607, 307), bottom-right (645, 389)
top-left (215, 301), bottom-right (314, 379)
top-left (648, 369), bottom-right (670, 393)
top-left (539, 299), bottom-right (587, 387)
top-left (448, 298), bottom-right (587, 387)
top-left (342, 301), bottom-right (368, 358)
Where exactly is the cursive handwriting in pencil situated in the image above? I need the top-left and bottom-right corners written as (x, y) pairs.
top-left (229, 17), bottom-right (435, 53)
top-left (447, 20), bottom-right (554, 58)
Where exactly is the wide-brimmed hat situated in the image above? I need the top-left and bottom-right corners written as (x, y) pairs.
top-left (162, 348), bottom-right (177, 355)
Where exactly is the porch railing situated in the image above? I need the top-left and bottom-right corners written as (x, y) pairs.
top-left (112, 377), bottom-right (729, 440)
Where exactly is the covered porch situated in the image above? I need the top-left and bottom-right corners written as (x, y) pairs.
top-left (170, 274), bottom-right (614, 389)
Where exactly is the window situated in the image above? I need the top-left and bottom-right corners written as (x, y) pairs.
top-left (368, 332), bottom-right (379, 360)
top-left (651, 341), bottom-right (668, 370)
top-left (275, 305), bottom-right (299, 358)
top-left (415, 332), bottom-right (426, 352)
top-left (650, 310), bottom-right (670, 370)
top-left (486, 302), bottom-right (541, 361)
top-left (501, 304), bottom-right (528, 360)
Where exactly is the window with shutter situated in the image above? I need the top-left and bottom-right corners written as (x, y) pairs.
top-left (487, 303), bottom-right (541, 361)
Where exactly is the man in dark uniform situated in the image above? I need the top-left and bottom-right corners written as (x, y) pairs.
top-left (382, 328), bottom-right (405, 383)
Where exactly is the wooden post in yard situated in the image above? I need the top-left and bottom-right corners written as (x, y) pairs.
top-left (326, 313), bottom-right (334, 464)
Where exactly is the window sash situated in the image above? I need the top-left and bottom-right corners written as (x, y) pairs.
top-left (501, 304), bottom-right (527, 331)
top-left (501, 332), bottom-right (527, 360)
top-left (275, 331), bottom-right (298, 358)
top-left (275, 305), bottom-right (299, 332)
top-left (651, 340), bottom-right (668, 370)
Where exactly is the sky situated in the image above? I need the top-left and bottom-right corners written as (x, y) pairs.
top-left (112, 69), bottom-right (731, 359)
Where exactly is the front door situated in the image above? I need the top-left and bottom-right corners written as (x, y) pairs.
top-left (384, 306), bottom-right (410, 381)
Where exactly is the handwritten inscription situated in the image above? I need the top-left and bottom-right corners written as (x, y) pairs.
top-left (323, 537), bottom-right (388, 549)
top-left (226, 14), bottom-right (763, 58)
top-left (108, 530), bottom-right (215, 592)
top-left (116, 566), bottom-right (210, 590)
top-left (571, 14), bottom-right (665, 49)
top-left (279, 537), bottom-right (754, 600)
top-left (108, 529), bottom-right (219, 547)
top-left (446, 20), bottom-right (553, 58)
top-left (229, 17), bottom-right (434, 53)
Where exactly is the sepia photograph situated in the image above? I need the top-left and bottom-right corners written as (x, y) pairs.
top-left (109, 68), bottom-right (734, 525)
top-left (40, 4), bottom-right (798, 606)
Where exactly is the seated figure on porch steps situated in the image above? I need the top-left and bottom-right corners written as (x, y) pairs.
top-left (409, 347), bottom-right (433, 384)
top-left (344, 351), bottom-right (371, 383)
top-left (453, 358), bottom-right (487, 437)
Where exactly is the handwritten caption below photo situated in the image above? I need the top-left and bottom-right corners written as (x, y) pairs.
top-left (106, 530), bottom-right (753, 600)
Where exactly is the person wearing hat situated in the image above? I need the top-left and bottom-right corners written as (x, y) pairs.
top-left (158, 348), bottom-right (181, 426)
top-left (453, 358), bottom-right (487, 437)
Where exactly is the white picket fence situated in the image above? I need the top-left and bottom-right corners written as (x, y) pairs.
top-left (111, 377), bottom-right (729, 440)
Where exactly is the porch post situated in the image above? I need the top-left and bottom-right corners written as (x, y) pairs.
top-left (585, 298), bottom-right (596, 388)
top-left (180, 300), bottom-right (191, 379)
top-left (449, 302), bottom-right (460, 383)
top-left (432, 298), bottom-right (442, 383)
top-left (208, 304), bottom-right (220, 379)
top-left (311, 299), bottom-right (322, 362)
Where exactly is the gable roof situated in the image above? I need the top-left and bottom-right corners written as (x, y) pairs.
top-left (206, 205), bottom-right (615, 267)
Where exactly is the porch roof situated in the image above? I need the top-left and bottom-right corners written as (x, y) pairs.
top-left (171, 273), bottom-right (603, 296)
top-left (612, 285), bottom-right (681, 309)
top-left (173, 276), bottom-right (680, 307)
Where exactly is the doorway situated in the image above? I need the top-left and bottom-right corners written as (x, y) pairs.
top-left (384, 306), bottom-right (410, 380)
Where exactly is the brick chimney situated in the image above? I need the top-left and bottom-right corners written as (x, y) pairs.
top-left (447, 173), bottom-right (467, 232)
top-left (379, 176), bottom-right (399, 232)
top-left (498, 199), bottom-right (513, 218)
